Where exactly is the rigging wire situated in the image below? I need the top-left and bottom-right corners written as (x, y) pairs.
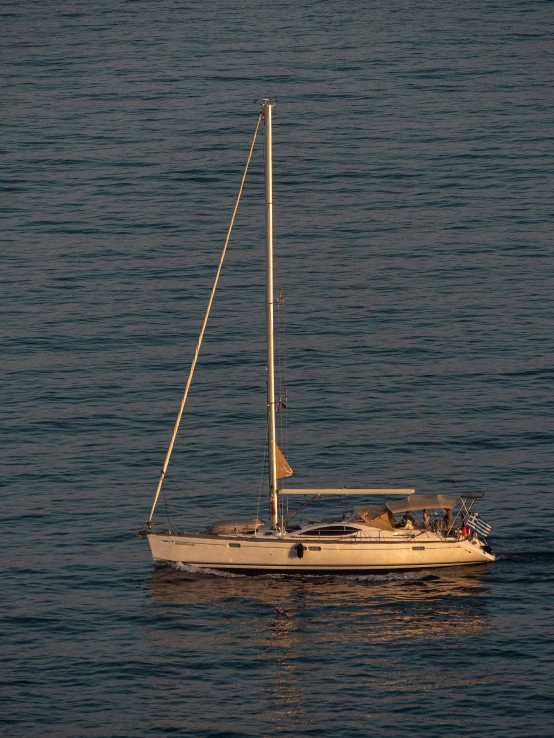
top-left (147, 112), bottom-right (263, 527)
top-left (266, 106), bottom-right (290, 489)
top-left (275, 288), bottom-right (291, 527)
top-left (164, 475), bottom-right (226, 523)
top-left (277, 287), bottom-right (289, 457)
top-left (276, 285), bottom-right (290, 526)
top-left (276, 112), bottom-right (432, 430)
top-left (276, 287), bottom-right (283, 443)
top-left (272, 111), bottom-right (432, 441)
top-left (161, 484), bottom-right (174, 532)
top-left (255, 434), bottom-right (269, 524)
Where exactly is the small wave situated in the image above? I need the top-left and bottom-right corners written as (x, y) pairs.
top-left (154, 561), bottom-right (438, 581)
top-left (253, 570), bottom-right (436, 582)
top-left (263, 570), bottom-right (439, 583)
top-left (344, 571), bottom-right (435, 583)
top-left (168, 561), bottom-right (247, 578)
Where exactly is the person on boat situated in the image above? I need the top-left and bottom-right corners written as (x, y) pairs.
top-left (401, 510), bottom-right (415, 529)
top-left (422, 509), bottom-right (429, 528)
top-left (443, 508), bottom-right (453, 532)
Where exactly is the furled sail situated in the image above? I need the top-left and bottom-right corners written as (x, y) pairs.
top-left (275, 444), bottom-right (293, 478)
top-left (354, 505), bottom-right (395, 532)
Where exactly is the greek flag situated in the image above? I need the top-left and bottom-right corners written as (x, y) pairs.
top-left (467, 512), bottom-right (492, 537)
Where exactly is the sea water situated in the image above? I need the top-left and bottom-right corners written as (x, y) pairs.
top-left (2, 1), bottom-right (554, 736)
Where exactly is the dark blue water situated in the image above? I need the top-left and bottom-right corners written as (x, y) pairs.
top-left (3, 1), bottom-right (554, 736)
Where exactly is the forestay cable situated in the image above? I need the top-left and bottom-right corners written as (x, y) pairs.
top-left (147, 113), bottom-right (263, 526)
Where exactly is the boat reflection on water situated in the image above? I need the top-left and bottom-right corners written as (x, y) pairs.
top-left (146, 565), bottom-right (493, 735)
top-left (148, 564), bottom-right (491, 643)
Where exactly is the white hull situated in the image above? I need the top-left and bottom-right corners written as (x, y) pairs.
top-left (147, 530), bottom-right (495, 573)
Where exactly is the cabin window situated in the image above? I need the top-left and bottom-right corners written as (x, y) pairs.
top-left (228, 543), bottom-right (241, 548)
top-left (412, 546), bottom-right (425, 551)
top-left (301, 526), bottom-right (359, 537)
top-left (308, 546), bottom-right (322, 551)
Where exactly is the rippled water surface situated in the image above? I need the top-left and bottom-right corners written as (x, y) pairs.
top-left (3, 1), bottom-right (554, 736)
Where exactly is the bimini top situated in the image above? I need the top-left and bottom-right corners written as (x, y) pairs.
top-left (386, 494), bottom-right (461, 514)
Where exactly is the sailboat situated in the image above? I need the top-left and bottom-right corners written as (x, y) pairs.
top-left (139, 100), bottom-right (495, 573)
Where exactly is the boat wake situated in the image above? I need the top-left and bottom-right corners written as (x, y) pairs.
top-left (344, 571), bottom-right (434, 582)
top-left (168, 561), bottom-right (247, 578)
top-left (269, 571), bottom-right (436, 583)
top-left (159, 560), bottom-right (436, 582)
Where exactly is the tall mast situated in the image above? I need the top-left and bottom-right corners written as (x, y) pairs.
top-left (262, 100), bottom-right (279, 530)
